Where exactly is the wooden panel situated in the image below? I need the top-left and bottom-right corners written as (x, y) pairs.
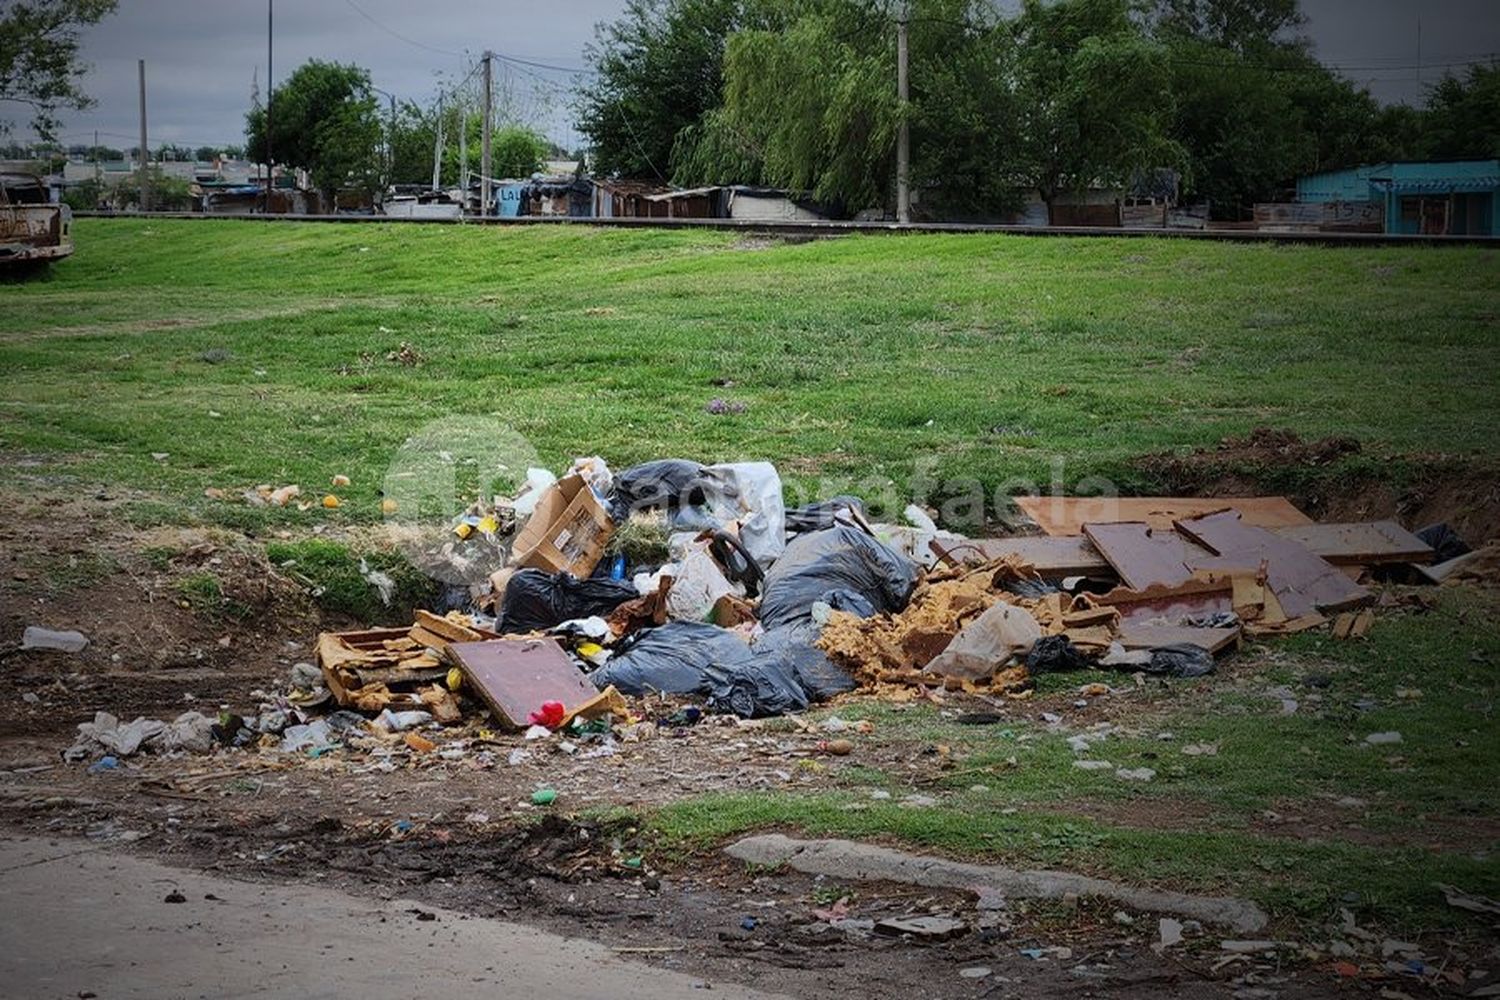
top-left (962, 535), bottom-right (1111, 576)
top-left (1082, 522), bottom-right (1211, 590)
top-left (1271, 521), bottom-right (1433, 566)
top-left (1091, 574), bottom-right (1236, 626)
top-left (1117, 624), bottom-right (1241, 654)
top-left (1016, 496), bottom-right (1312, 537)
top-left (1177, 510), bottom-right (1370, 617)
top-left (448, 637), bottom-right (598, 729)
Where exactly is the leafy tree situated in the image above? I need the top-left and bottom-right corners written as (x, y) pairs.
top-left (578, 0), bottom-right (753, 178)
top-left (678, 7), bottom-right (895, 208)
top-left (194, 145), bottom-right (222, 161)
top-left (492, 125), bottom-right (548, 178)
top-left (1146, 0), bottom-right (1302, 53)
top-left (1011, 0), bottom-right (1183, 215)
top-left (244, 60), bottom-right (382, 198)
top-left (388, 100), bottom-right (437, 185)
top-left (113, 167), bottom-right (193, 211)
top-left (674, 0), bottom-right (1024, 217)
top-left (1423, 63), bottom-right (1500, 160)
top-left (61, 174), bottom-right (102, 210)
top-left (0, 0), bottom-right (116, 139)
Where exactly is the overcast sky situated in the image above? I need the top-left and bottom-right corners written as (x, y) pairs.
top-left (16, 0), bottom-right (1500, 153)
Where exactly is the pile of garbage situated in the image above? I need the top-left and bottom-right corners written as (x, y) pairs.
top-left (297, 457), bottom-right (1454, 731)
top-left (63, 455), bottom-right (1466, 764)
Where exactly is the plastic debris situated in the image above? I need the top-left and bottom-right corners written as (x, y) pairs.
top-left (21, 626), bottom-right (89, 653)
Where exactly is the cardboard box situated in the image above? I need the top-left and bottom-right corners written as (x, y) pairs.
top-left (510, 473), bottom-right (614, 578)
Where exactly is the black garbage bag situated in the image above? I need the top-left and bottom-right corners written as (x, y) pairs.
top-left (1026, 634), bottom-right (1088, 673)
top-left (609, 459), bottom-right (708, 519)
top-left (1417, 522), bottom-right (1471, 564)
top-left (498, 569), bottom-right (639, 634)
top-left (590, 621), bottom-right (753, 696)
top-left (785, 495), bottom-right (866, 534)
top-left (757, 526), bottom-right (916, 630)
top-left (590, 620), bottom-right (856, 718)
top-left (756, 623), bottom-right (857, 699)
top-left (1144, 643), bottom-right (1215, 678)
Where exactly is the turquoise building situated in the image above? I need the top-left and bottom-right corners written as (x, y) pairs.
top-left (1296, 159), bottom-right (1498, 236)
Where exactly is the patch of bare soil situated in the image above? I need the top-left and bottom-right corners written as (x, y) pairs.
top-left (1136, 427), bottom-right (1500, 545)
top-left (0, 512), bottom-right (320, 739)
top-left (0, 764), bottom-right (1338, 1000)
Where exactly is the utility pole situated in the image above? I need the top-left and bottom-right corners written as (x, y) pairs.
top-left (458, 97), bottom-right (468, 210)
top-left (137, 59), bottom-right (150, 213)
top-left (896, 2), bottom-right (911, 224)
top-left (265, 0), bottom-right (274, 213)
top-left (431, 92), bottom-right (444, 191)
top-left (92, 129), bottom-right (100, 184)
top-left (481, 50), bottom-right (493, 217)
top-left (387, 90), bottom-right (396, 195)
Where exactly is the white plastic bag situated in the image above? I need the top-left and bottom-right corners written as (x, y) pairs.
top-left (701, 462), bottom-right (786, 566)
top-left (510, 467), bottom-right (558, 518)
top-left (664, 541), bottom-right (743, 621)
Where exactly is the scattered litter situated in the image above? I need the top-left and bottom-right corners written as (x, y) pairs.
top-left (1437, 883), bottom-right (1500, 916)
top-left (21, 626), bottom-right (89, 653)
top-left (1157, 917), bottom-right (1184, 950)
top-left (874, 915), bottom-right (967, 940)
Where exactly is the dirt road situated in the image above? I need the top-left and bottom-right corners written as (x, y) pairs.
top-left (0, 836), bottom-right (783, 1000)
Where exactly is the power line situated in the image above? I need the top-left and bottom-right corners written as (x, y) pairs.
top-left (341, 0), bottom-right (461, 57)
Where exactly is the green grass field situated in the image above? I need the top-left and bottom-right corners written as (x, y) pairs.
top-left (3, 219), bottom-right (1498, 532)
top-left (4, 219), bottom-right (1499, 939)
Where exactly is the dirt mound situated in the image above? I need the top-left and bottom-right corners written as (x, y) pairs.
top-left (1136, 428), bottom-right (1500, 545)
top-left (1145, 425), bottom-right (1362, 474)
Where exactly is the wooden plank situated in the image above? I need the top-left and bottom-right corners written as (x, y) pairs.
top-left (1117, 624), bottom-right (1241, 654)
top-left (1176, 510), bottom-right (1371, 617)
top-left (964, 535), bottom-right (1111, 576)
top-left (1271, 521), bottom-right (1434, 566)
top-left (1090, 573), bottom-right (1236, 626)
top-left (1082, 522), bottom-right (1211, 590)
top-left (1015, 496), bottom-right (1312, 537)
top-left (448, 637), bottom-right (599, 729)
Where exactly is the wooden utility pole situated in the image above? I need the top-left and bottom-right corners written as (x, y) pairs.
top-left (431, 92), bottom-right (444, 191)
top-left (480, 51), bottom-right (493, 216)
top-left (137, 59), bottom-right (150, 212)
top-left (265, 0), bottom-right (274, 213)
top-left (896, 3), bottom-right (910, 224)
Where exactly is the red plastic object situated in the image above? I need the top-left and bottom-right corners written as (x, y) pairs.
top-left (528, 700), bottom-right (566, 728)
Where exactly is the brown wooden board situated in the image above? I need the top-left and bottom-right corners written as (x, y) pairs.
top-left (1271, 521), bottom-right (1434, 566)
top-left (447, 637), bottom-right (599, 729)
top-left (1015, 496), bottom-right (1312, 537)
top-left (1089, 573), bottom-right (1236, 626)
top-left (963, 536), bottom-right (1111, 576)
top-left (1081, 522), bottom-right (1213, 590)
top-left (1176, 510), bottom-right (1371, 617)
top-left (1117, 623), bottom-right (1241, 654)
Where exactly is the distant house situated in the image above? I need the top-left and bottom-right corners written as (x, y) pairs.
top-left (1293, 160), bottom-right (1498, 236)
top-left (591, 179), bottom-right (668, 218)
top-left (722, 186), bottom-right (831, 222)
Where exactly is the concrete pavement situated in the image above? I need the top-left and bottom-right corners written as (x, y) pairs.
top-left (0, 837), bottom-right (786, 1000)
